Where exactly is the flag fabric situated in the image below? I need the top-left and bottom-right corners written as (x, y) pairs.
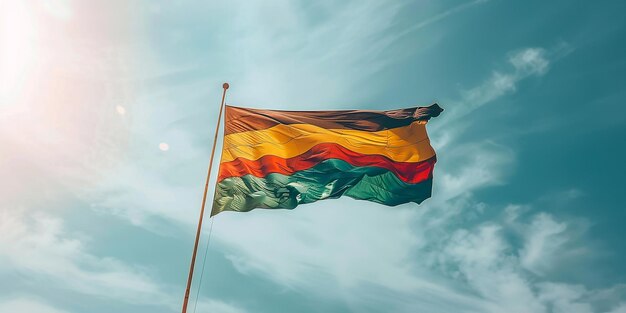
top-left (210, 103), bottom-right (443, 216)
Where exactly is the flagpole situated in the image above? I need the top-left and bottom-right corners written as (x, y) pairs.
top-left (181, 82), bottom-right (229, 313)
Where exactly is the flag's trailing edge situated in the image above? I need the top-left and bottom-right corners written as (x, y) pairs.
top-left (210, 103), bottom-right (443, 216)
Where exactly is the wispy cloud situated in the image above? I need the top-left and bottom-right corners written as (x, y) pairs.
top-left (429, 45), bottom-right (572, 155)
top-left (0, 208), bottom-right (173, 307)
top-left (435, 47), bottom-right (553, 130)
top-left (0, 297), bottom-right (70, 313)
top-left (519, 213), bottom-right (571, 274)
top-left (396, 0), bottom-right (489, 38)
top-left (0, 208), bottom-right (248, 313)
top-left (442, 224), bottom-right (547, 313)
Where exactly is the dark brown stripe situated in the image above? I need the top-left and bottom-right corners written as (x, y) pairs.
top-left (224, 103), bottom-right (443, 135)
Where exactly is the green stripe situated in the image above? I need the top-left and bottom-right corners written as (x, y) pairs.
top-left (211, 159), bottom-right (433, 215)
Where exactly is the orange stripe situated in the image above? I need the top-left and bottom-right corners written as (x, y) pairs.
top-left (221, 122), bottom-right (435, 163)
top-left (218, 143), bottom-right (436, 184)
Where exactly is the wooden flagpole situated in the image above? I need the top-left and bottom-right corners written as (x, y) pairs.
top-left (181, 82), bottom-right (229, 313)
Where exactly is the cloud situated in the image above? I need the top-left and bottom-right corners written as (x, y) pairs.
top-left (519, 213), bottom-right (569, 274)
top-left (537, 283), bottom-right (594, 313)
top-left (0, 297), bottom-right (70, 313)
top-left (0, 208), bottom-right (250, 312)
top-left (220, 0), bottom-right (408, 107)
top-left (439, 47), bottom-right (551, 126)
top-left (436, 141), bottom-right (514, 200)
top-left (0, 208), bottom-right (174, 307)
top-left (437, 209), bottom-right (626, 313)
top-left (395, 0), bottom-right (489, 38)
top-left (441, 223), bottom-right (547, 313)
top-left (509, 47), bottom-right (550, 75)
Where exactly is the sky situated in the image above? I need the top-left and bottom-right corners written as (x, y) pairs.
top-left (1, 0), bottom-right (625, 312)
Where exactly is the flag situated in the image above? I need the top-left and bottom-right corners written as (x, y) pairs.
top-left (210, 103), bottom-right (443, 216)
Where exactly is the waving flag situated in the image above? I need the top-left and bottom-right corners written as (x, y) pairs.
top-left (211, 103), bottom-right (443, 216)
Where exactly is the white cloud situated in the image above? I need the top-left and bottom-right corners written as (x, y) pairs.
top-left (432, 47), bottom-right (552, 135)
top-left (225, 0), bottom-right (407, 107)
top-left (395, 0), bottom-right (489, 39)
top-left (441, 223), bottom-right (547, 313)
top-left (510, 47), bottom-right (550, 75)
top-left (519, 213), bottom-right (569, 274)
top-left (0, 209), bottom-right (173, 306)
top-left (436, 141), bottom-right (514, 201)
top-left (537, 283), bottom-right (594, 313)
top-left (436, 210), bottom-right (623, 313)
top-left (0, 208), bottom-right (251, 313)
top-left (0, 297), bottom-right (70, 313)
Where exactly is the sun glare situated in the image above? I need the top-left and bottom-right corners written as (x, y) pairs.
top-left (0, 2), bottom-right (38, 107)
top-left (0, 1), bottom-right (135, 194)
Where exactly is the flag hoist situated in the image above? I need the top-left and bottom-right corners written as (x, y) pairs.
top-left (181, 83), bottom-right (443, 313)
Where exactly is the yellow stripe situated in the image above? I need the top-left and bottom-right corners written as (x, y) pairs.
top-left (221, 121), bottom-right (435, 163)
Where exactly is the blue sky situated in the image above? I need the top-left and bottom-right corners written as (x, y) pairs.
top-left (1, 0), bottom-right (625, 312)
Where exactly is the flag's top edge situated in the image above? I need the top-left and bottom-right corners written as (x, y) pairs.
top-left (224, 102), bottom-right (443, 115)
top-left (222, 103), bottom-right (443, 135)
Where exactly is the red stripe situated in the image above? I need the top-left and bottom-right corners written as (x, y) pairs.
top-left (218, 143), bottom-right (436, 184)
